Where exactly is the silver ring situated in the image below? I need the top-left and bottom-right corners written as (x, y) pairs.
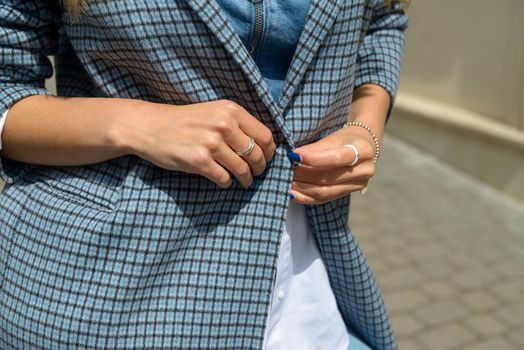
top-left (236, 136), bottom-right (255, 157)
top-left (343, 144), bottom-right (359, 166)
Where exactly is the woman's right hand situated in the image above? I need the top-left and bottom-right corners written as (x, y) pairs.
top-left (117, 99), bottom-right (277, 189)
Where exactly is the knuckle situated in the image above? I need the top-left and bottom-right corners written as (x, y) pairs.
top-left (260, 129), bottom-right (274, 147)
top-left (215, 114), bottom-right (236, 134)
top-left (204, 133), bottom-right (222, 151)
top-left (313, 186), bottom-right (330, 199)
top-left (217, 174), bottom-right (232, 188)
top-left (220, 100), bottom-right (241, 114)
top-left (362, 142), bottom-right (374, 157)
top-left (254, 165), bottom-right (266, 177)
top-left (192, 148), bottom-right (211, 168)
top-left (333, 152), bottom-right (345, 164)
top-left (317, 177), bottom-right (328, 185)
top-left (236, 163), bottom-right (251, 178)
top-left (254, 151), bottom-right (266, 166)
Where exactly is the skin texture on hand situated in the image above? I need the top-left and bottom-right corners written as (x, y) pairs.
top-left (289, 83), bottom-right (390, 204)
top-left (1, 95), bottom-right (276, 190)
top-left (1, 84), bottom-right (385, 197)
top-left (117, 99), bottom-right (277, 189)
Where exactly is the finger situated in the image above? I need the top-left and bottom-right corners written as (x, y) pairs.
top-left (223, 127), bottom-right (267, 177)
top-left (290, 179), bottom-right (368, 204)
top-left (212, 142), bottom-right (255, 189)
top-left (290, 188), bottom-right (346, 205)
top-left (233, 104), bottom-right (277, 163)
top-left (295, 147), bottom-right (349, 168)
top-left (292, 161), bottom-right (375, 185)
top-left (197, 159), bottom-right (234, 189)
top-left (295, 140), bottom-right (373, 167)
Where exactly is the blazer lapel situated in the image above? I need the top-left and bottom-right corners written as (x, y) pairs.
top-left (279, 0), bottom-right (345, 115)
top-left (184, 0), bottom-right (294, 147)
top-left (184, 0), bottom-right (344, 148)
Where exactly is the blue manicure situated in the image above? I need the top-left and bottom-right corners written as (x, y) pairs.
top-left (287, 151), bottom-right (302, 163)
top-left (289, 193), bottom-right (295, 199)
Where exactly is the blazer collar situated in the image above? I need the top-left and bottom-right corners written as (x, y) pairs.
top-left (184, 0), bottom-right (344, 149)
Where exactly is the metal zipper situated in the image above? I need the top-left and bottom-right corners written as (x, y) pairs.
top-left (249, 0), bottom-right (264, 55)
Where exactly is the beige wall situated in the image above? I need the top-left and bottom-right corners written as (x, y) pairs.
top-left (399, 0), bottom-right (524, 129)
top-left (389, 0), bottom-right (524, 202)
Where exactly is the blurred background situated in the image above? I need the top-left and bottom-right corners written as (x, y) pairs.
top-left (350, 1), bottom-right (524, 349)
top-left (1, 1), bottom-right (523, 349)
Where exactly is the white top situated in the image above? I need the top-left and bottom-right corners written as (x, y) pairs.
top-left (0, 108), bottom-right (350, 350)
top-left (264, 198), bottom-right (350, 350)
top-left (0, 109), bottom-right (7, 150)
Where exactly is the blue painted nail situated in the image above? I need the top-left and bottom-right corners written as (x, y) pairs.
top-left (289, 193), bottom-right (295, 199)
top-left (287, 151), bottom-right (302, 163)
top-left (248, 181), bottom-right (256, 190)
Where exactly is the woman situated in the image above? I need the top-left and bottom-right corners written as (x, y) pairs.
top-left (0, 0), bottom-right (409, 349)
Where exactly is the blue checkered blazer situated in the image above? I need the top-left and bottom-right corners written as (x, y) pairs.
top-left (0, 0), bottom-right (408, 349)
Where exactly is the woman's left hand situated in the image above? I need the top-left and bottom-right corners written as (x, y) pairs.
top-left (289, 125), bottom-right (378, 204)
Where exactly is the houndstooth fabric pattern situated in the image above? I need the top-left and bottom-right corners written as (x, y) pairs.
top-left (0, 0), bottom-right (409, 349)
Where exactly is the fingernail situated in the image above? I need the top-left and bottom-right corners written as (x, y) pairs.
top-left (287, 151), bottom-right (302, 163)
top-left (248, 181), bottom-right (256, 190)
top-left (289, 193), bottom-right (295, 199)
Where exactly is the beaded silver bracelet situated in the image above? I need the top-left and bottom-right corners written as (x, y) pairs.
top-left (343, 121), bottom-right (381, 164)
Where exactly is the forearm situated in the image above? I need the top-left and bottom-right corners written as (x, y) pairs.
top-left (0, 95), bottom-right (145, 166)
top-left (348, 83), bottom-right (391, 144)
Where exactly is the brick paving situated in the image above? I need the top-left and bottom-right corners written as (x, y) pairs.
top-left (350, 132), bottom-right (524, 350)
top-left (1, 131), bottom-right (523, 349)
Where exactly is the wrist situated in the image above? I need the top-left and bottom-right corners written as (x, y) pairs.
top-left (343, 120), bottom-right (382, 164)
top-left (106, 99), bottom-right (154, 157)
top-left (342, 122), bottom-right (376, 146)
top-left (347, 115), bottom-right (384, 143)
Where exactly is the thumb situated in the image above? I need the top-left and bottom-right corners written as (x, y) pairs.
top-left (293, 144), bottom-right (357, 168)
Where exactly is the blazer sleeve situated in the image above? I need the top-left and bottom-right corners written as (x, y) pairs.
top-left (353, 0), bottom-right (409, 124)
top-left (0, 0), bottom-right (60, 185)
